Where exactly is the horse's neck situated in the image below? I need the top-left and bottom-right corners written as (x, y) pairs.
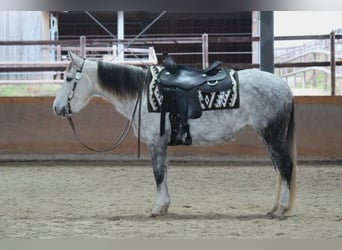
top-left (89, 67), bottom-right (138, 119)
top-left (100, 91), bottom-right (138, 119)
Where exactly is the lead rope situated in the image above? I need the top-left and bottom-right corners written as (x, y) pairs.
top-left (137, 75), bottom-right (143, 158)
top-left (67, 87), bottom-right (142, 154)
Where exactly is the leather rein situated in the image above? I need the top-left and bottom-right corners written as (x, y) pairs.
top-left (65, 58), bottom-right (143, 157)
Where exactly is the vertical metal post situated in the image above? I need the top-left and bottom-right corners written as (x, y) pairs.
top-left (112, 44), bottom-right (117, 61)
top-left (80, 36), bottom-right (86, 58)
top-left (117, 11), bottom-right (125, 61)
top-left (252, 11), bottom-right (260, 65)
top-left (56, 44), bottom-right (62, 80)
top-left (330, 31), bottom-right (336, 96)
top-left (313, 53), bottom-right (317, 87)
top-left (57, 45), bottom-right (62, 62)
top-left (260, 11), bottom-right (274, 73)
top-left (202, 33), bottom-right (209, 69)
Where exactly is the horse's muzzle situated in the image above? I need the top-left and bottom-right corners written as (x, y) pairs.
top-left (53, 105), bottom-right (69, 117)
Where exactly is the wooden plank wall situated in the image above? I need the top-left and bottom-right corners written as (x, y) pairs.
top-left (0, 96), bottom-right (341, 162)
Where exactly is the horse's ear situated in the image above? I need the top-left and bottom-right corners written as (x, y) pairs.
top-left (68, 51), bottom-right (82, 66)
top-left (69, 51), bottom-right (76, 63)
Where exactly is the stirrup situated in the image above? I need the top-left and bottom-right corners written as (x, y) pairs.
top-left (175, 123), bottom-right (192, 145)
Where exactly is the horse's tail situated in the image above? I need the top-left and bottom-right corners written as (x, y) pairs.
top-left (287, 99), bottom-right (297, 214)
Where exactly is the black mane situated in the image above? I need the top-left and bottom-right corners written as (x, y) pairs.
top-left (97, 61), bottom-right (146, 97)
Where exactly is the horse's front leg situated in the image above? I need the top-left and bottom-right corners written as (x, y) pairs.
top-left (148, 137), bottom-right (170, 217)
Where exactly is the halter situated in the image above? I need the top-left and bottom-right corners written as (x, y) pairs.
top-left (66, 58), bottom-right (86, 116)
top-left (65, 57), bottom-right (144, 156)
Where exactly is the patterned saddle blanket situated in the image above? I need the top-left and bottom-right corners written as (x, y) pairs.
top-left (147, 65), bottom-right (240, 113)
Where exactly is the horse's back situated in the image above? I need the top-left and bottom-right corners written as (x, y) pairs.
top-left (238, 69), bottom-right (292, 100)
top-left (238, 69), bottom-right (293, 120)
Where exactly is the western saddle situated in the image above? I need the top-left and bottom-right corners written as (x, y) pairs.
top-left (157, 53), bottom-right (232, 145)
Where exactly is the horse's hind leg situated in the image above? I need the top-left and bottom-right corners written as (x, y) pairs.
top-left (261, 112), bottom-right (296, 219)
top-left (268, 162), bottom-right (292, 219)
top-left (148, 137), bottom-right (170, 217)
top-left (264, 142), bottom-right (293, 219)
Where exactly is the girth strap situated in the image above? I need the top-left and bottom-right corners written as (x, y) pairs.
top-left (160, 87), bottom-right (178, 136)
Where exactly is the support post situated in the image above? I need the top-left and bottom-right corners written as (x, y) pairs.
top-left (330, 31), bottom-right (336, 96)
top-left (56, 45), bottom-right (62, 80)
top-left (80, 36), bottom-right (86, 58)
top-left (117, 11), bottom-right (125, 61)
top-left (313, 53), bottom-right (317, 87)
top-left (259, 11), bottom-right (274, 73)
top-left (202, 33), bottom-right (209, 69)
top-left (252, 11), bottom-right (260, 65)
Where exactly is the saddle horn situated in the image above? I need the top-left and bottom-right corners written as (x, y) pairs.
top-left (162, 52), bottom-right (178, 74)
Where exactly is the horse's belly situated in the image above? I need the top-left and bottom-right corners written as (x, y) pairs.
top-left (188, 114), bottom-right (244, 146)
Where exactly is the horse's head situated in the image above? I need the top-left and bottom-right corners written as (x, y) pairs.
top-left (53, 52), bottom-right (94, 117)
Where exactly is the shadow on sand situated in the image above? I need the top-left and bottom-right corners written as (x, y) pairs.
top-left (105, 212), bottom-right (276, 222)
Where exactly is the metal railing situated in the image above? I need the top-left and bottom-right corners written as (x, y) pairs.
top-left (0, 32), bottom-right (341, 95)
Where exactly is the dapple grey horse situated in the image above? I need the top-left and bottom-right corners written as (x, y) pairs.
top-left (53, 52), bottom-right (296, 219)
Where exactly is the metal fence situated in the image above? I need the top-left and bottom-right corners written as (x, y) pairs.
top-left (0, 32), bottom-right (341, 96)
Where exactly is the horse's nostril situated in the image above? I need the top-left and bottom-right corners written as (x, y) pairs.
top-left (53, 105), bottom-right (58, 115)
top-left (53, 105), bottom-right (65, 116)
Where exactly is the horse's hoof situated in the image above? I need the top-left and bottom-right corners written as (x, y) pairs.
top-left (151, 204), bottom-right (169, 217)
top-left (266, 211), bottom-right (275, 219)
top-left (150, 210), bottom-right (168, 217)
top-left (266, 212), bottom-right (286, 220)
top-left (266, 206), bottom-right (288, 220)
top-left (150, 212), bottom-right (159, 218)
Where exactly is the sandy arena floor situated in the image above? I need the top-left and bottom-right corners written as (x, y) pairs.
top-left (0, 162), bottom-right (341, 239)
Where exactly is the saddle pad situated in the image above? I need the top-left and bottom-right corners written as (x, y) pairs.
top-left (147, 66), bottom-right (240, 113)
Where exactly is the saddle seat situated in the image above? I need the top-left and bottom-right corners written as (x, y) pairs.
top-left (159, 54), bottom-right (225, 90)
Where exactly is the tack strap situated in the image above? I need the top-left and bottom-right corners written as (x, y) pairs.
top-left (66, 58), bottom-right (86, 115)
top-left (67, 86), bottom-right (142, 155)
top-left (67, 116), bottom-right (131, 153)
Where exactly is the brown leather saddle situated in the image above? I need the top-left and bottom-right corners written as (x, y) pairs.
top-left (157, 53), bottom-right (233, 145)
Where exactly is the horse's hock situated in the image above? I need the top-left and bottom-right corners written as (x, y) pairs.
top-left (0, 96), bottom-right (341, 161)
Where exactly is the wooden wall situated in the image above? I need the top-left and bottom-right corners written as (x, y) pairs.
top-left (0, 96), bottom-right (341, 162)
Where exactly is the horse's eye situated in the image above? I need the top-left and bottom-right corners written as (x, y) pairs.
top-left (66, 76), bottom-right (74, 82)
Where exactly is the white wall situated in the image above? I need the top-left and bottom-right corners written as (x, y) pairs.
top-left (0, 11), bottom-right (50, 80)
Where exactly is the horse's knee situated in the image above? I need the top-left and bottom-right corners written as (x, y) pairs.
top-left (153, 166), bottom-right (165, 185)
top-left (148, 142), bottom-right (168, 186)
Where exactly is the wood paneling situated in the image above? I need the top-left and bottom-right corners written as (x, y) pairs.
top-left (0, 96), bottom-right (341, 161)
